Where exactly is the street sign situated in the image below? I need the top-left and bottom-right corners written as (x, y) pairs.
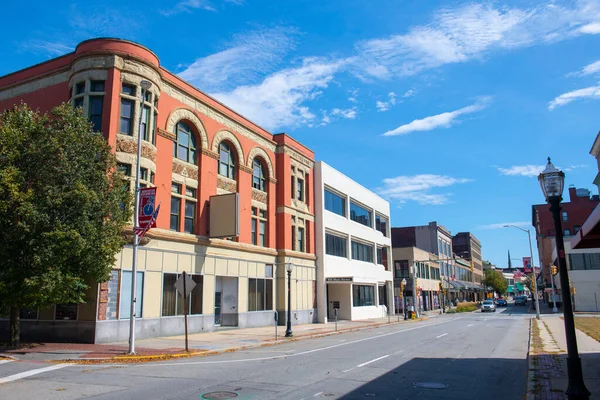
top-left (174, 273), bottom-right (196, 298)
top-left (523, 257), bottom-right (532, 273)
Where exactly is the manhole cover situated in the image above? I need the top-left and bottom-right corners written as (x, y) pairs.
top-left (201, 392), bottom-right (239, 399)
top-left (413, 382), bottom-right (449, 389)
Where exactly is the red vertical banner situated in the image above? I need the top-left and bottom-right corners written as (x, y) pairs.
top-left (523, 257), bottom-right (532, 273)
top-left (138, 187), bottom-right (157, 228)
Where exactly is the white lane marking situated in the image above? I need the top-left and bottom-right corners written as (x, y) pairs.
top-left (392, 349), bottom-right (404, 355)
top-left (436, 333), bottom-right (448, 339)
top-left (484, 319), bottom-right (488, 321)
top-left (0, 364), bottom-right (71, 384)
top-left (0, 360), bottom-right (14, 365)
top-left (137, 318), bottom-right (460, 367)
top-left (467, 324), bottom-right (474, 327)
top-left (357, 355), bottom-right (389, 368)
top-left (314, 392), bottom-right (323, 397)
top-left (342, 367), bottom-right (355, 373)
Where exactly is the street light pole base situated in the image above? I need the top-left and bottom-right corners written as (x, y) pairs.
top-left (285, 331), bottom-right (293, 338)
top-left (565, 356), bottom-right (591, 399)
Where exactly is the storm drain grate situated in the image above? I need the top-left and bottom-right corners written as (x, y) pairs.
top-left (413, 382), bottom-right (449, 389)
top-left (201, 392), bottom-right (239, 399)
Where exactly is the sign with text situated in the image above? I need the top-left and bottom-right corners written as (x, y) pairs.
top-left (138, 187), bottom-right (157, 228)
top-left (523, 257), bottom-right (532, 273)
top-left (326, 277), bottom-right (353, 282)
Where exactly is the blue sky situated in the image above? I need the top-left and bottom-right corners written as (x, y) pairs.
top-left (2, 0), bottom-right (600, 268)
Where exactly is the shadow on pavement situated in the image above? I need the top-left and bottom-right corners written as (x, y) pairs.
top-left (339, 357), bottom-right (527, 400)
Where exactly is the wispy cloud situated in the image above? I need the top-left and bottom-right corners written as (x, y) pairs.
top-left (348, 88), bottom-right (359, 103)
top-left (161, 0), bottom-right (216, 16)
top-left (377, 174), bottom-right (472, 205)
top-left (567, 60), bottom-right (600, 77)
top-left (320, 107), bottom-right (357, 126)
top-left (403, 89), bottom-right (416, 98)
top-left (213, 57), bottom-right (346, 130)
top-left (498, 165), bottom-right (544, 177)
top-left (69, 5), bottom-right (144, 38)
top-left (548, 84), bottom-right (600, 110)
top-left (355, 1), bottom-right (600, 79)
top-left (376, 92), bottom-right (397, 112)
top-left (382, 96), bottom-right (491, 136)
top-left (18, 40), bottom-right (74, 57)
top-left (178, 27), bottom-right (297, 92)
top-left (476, 221), bottom-right (531, 230)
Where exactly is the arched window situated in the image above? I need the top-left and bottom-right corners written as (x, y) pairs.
top-left (174, 121), bottom-right (197, 163)
top-left (252, 158), bottom-right (266, 191)
top-left (218, 142), bottom-right (236, 179)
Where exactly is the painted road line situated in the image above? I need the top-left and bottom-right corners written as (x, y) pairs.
top-left (139, 318), bottom-right (460, 367)
top-left (357, 355), bottom-right (389, 368)
top-left (342, 367), bottom-right (356, 373)
top-left (0, 360), bottom-right (14, 365)
top-left (313, 392), bottom-right (323, 397)
top-left (0, 364), bottom-right (71, 384)
top-left (467, 324), bottom-right (474, 327)
top-left (436, 333), bottom-right (448, 339)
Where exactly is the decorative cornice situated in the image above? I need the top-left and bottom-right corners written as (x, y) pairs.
top-left (269, 177), bottom-right (278, 184)
top-left (276, 205), bottom-right (315, 221)
top-left (239, 165), bottom-right (253, 174)
top-left (201, 148), bottom-right (219, 159)
top-left (162, 81), bottom-right (277, 152)
top-left (276, 146), bottom-right (314, 169)
top-left (276, 249), bottom-right (317, 261)
top-left (157, 128), bottom-right (176, 141)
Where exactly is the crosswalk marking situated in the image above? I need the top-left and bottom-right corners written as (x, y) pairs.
top-left (0, 363), bottom-right (71, 384)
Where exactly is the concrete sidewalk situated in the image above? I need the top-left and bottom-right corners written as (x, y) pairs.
top-left (1, 311), bottom-right (439, 362)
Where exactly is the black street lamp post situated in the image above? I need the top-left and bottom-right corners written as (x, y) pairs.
top-left (538, 158), bottom-right (590, 400)
top-left (401, 279), bottom-right (407, 320)
top-left (285, 263), bottom-right (293, 337)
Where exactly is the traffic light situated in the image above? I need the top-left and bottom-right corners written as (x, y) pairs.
top-left (438, 282), bottom-right (443, 290)
top-left (551, 265), bottom-right (558, 276)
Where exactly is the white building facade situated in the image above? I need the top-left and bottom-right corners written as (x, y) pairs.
top-left (314, 162), bottom-right (394, 322)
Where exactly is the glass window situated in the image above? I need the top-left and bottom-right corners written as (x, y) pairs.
top-left (351, 240), bottom-right (374, 263)
top-left (324, 189), bottom-right (346, 217)
top-left (326, 233), bottom-right (347, 257)
top-left (117, 163), bottom-right (131, 176)
top-left (75, 81), bottom-right (85, 95)
top-left (144, 91), bottom-right (152, 102)
top-left (174, 122), bottom-right (197, 164)
top-left (186, 187), bottom-right (196, 198)
top-left (291, 176), bottom-right (295, 199)
top-left (122, 83), bottom-right (135, 96)
top-left (259, 220), bottom-right (266, 246)
top-left (350, 202), bottom-right (372, 227)
top-left (184, 201), bottom-right (195, 233)
top-left (297, 178), bottom-right (304, 201)
top-left (562, 211), bottom-right (568, 221)
top-left (141, 105), bottom-right (152, 143)
top-left (162, 273), bottom-right (203, 316)
top-left (394, 260), bottom-right (410, 278)
top-left (297, 227), bottom-right (305, 252)
top-left (74, 97), bottom-right (84, 109)
top-left (248, 278), bottom-right (273, 311)
top-left (172, 183), bottom-right (182, 194)
top-left (574, 225), bottom-right (581, 234)
top-left (251, 206), bottom-right (267, 247)
top-left (375, 215), bottom-right (388, 237)
top-left (252, 159), bottom-right (266, 191)
top-left (89, 96), bottom-right (103, 132)
top-left (251, 218), bottom-right (257, 245)
top-left (218, 142), bottom-right (236, 179)
top-left (377, 247), bottom-right (388, 269)
top-left (378, 285), bottom-right (386, 306)
top-left (55, 304), bottom-right (77, 320)
top-left (120, 98), bottom-right (134, 135)
top-left (119, 271), bottom-right (144, 319)
top-left (564, 229), bottom-right (571, 236)
top-left (170, 196), bottom-right (181, 231)
top-left (353, 285), bottom-right (375, 307)
top-left (90, 80), bottom-right (105, 92)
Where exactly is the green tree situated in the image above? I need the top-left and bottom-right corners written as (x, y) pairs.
top-left (483, 268), bottom-right (507, 296)
top-left (0, 104), bottom-right (132, 346)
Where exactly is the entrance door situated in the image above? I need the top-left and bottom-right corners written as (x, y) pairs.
top-left (214, 292), bottom-right (222, 326)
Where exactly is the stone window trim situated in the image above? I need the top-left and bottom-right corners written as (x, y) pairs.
top-left (290, 165), bottom-right (309, 206)
top-left (165, 108), bottom-right (209, 150)
top-left (119, 79), bottom-right (159, 145)
top-left (251, 205), bottom-right (268, 247)
top-left (246, 147), bottom-right (275, 182)
top-left (211, 130), bottom-right (245, 166)
top-left (171, 180), bottom-right (198, 235)
top-left (292, 216), bottom-right (306, 252)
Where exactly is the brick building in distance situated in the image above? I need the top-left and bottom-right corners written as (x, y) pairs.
top-left (0, 38), bottom-right (319, 343)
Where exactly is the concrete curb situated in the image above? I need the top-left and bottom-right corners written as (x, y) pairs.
top-left (54, 316), bottom-right (431, 364)
top-left (0, 354), bottom-right (18, 361)
top-left (526, 317), bottom-right (535, 400)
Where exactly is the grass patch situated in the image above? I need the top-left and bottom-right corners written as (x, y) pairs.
top-left (456, 302), bottom-right (478, 313)
top-left (574, 317), bottom-right (600, 343)
top-left (531, 319), bottom-right (544, 354)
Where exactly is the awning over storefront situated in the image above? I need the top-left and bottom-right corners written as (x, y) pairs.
top-left (507, 285), bottom-right (515, 293)
top-left (572, 203), bottom-right (600, 249)
top-left (516, 283), bottom-right (525, 292)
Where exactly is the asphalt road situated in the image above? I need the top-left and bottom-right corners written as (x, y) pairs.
top-left (0, 305), bottom-right (531, 400)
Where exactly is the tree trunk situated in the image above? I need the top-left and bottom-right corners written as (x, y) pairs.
top-left (9, 307), bottom-right (20, 348)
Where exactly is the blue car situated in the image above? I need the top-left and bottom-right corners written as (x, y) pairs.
top-left (496, 299), bottom-right (507, 307)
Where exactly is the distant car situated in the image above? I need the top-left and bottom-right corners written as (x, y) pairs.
top-left (515, 296), bottom-right (527, 306)
top-left (481, 299), bottom-right (496, 312)
top-left (496, 299), bottom-right (507, 307)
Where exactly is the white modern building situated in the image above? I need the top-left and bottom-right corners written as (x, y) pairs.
top-left (314, 161), bottom-right (393, 322)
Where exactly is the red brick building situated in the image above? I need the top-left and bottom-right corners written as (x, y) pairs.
top-left (0, 38), bottom-right (318, 343)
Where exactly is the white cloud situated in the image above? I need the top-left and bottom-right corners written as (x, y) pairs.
top-left (382, 96), bottom-right (491, 136)
top-left (19, 40), bottom-right (73, 57)
top-left (161, 0), bottom-right (216, 16)
top-left (212, 57), bottom-right (346, 130)
top-left (567, 60), bottom-right (600, 77)
top-left (320, 107), bottom-right (357, 125)
top-left (376, 92), bottom-right (397, 112)
top-left (548, 84), bottom-right (600, 109)
top-left (178, 27), bottom-right (297, 92)
top-left (564, 164), bottom-right (588, 172)
top-left (377, 174), bottom-right (472, 205)
top-left (348, 88), bottom-right (359, 103)
top-left (476, 221), bottom-right (531, 230)
top-left (403, 89), bottom-right (416, 98)
top-left (498, 165), bottom-right (544, 177)
top-left (355, 1), bottom-right (600, 78)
